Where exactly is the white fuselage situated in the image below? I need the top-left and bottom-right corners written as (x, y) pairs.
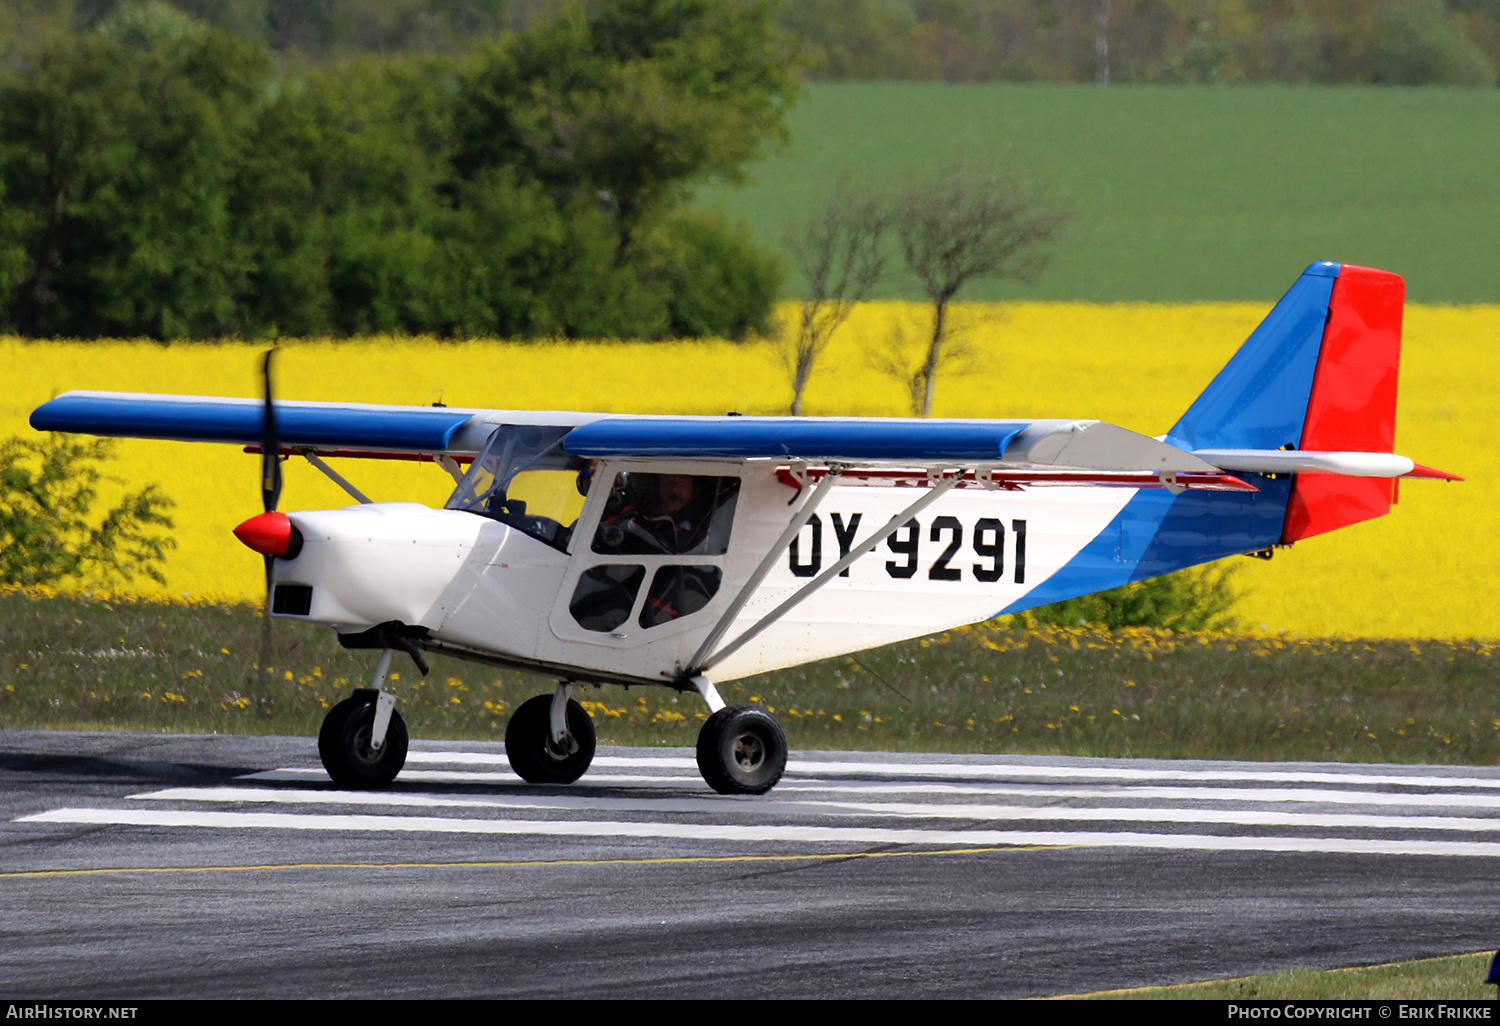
top-left (272, 459), bottom-right (1135, 686)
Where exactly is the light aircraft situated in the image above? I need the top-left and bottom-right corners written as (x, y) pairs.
top-left (30, 262), bottom-right (1457, 795)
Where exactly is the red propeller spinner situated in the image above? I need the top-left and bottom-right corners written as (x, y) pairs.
top-left (233, 511), bottom-right (301, 558)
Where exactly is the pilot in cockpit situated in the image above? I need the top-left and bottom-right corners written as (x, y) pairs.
top-left (594, 472), bottom-right (720, 556)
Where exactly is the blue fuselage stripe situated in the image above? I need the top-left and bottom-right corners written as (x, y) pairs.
top-left (998, 477), bottom-right (1293, 616)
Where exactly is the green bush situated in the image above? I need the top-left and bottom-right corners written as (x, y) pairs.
top-left (1375, 0), bottom-right (1496, 86)
top-left (0, 434), bottom-right (175, 588)
top-left (651, 209), bottom-right (784, 340)
top-left (1020, 562), bottom-right (1240, 632)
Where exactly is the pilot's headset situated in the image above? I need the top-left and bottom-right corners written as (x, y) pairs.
top-left (594, 471), bottom-right (634, 550)
top-left (603, 471), bottom-right (631, 517)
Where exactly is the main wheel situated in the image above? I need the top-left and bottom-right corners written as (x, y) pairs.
top-left (318, 691), bottom-right (409, 788)
top-left (696, 705), bottom-right (787, 795)
top-left (505, 694), bottom-right (597, 784)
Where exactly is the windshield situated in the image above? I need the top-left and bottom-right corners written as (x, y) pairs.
top-left (447, 425), bottom-right (590, 550)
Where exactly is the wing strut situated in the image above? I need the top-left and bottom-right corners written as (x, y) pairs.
top-left (693, 473), bottom-right (962, 676)
top-left (300, 449), bottom-right (373, 504)
top-left (687, 465), bottom-right (846, 670)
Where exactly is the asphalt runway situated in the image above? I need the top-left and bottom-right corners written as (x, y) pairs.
top-left (2, 728), bottom-right (1497, 999)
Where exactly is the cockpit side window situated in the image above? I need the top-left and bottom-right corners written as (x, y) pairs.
top-left (446, 425), bottom-right (590, 550)
top-left (589, 473), bottom-right (740, 557)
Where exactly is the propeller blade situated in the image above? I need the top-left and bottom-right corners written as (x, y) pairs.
top-left (258, 348), bottom-right (280, 687)
top-left (261, 349), bottom-right (281, 514)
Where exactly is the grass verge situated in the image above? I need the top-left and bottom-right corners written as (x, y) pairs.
top-left (1078, 952), bottom-right (1497, 1001)
top-left (4, 591), bottom-right (1497, 764)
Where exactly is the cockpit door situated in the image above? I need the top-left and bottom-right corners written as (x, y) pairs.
top-left (547, 461), bottom-right (744, 651)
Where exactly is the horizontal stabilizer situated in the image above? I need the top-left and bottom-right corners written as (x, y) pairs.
top-left (1406, 464), bottom-right (1464, 481)
top-left (1193, 449), bottom-right (1416, 478)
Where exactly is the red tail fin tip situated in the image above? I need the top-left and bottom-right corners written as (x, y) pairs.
top-left (1282, 264), bottom-right (1404, 543)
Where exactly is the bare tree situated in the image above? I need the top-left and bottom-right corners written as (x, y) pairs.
top-left (778, 186), bottom-right (889, 415)
top-left (1097, 0), bottom-right (1111, 86)
top-left (888, 159), bottom-right (1067, 417)
top-left (870, 303), bottom-right (989, 420)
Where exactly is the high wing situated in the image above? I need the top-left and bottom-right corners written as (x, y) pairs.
top-left (29, 392), bottom-right (589, 457)
top-left (31, 393), bottom-right (1249, 486)
top-left (32, 387), bottom-right (1448, 505)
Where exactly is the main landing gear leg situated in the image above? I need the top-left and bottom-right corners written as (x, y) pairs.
top-left (691, 675), bottom-right (787, 796)
top-left (506, 682), bottom-right (597, 784)
top-left (318, 646), bottom-right (410, 788)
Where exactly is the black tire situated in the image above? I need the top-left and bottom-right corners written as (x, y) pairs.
top-left (505, 694), bottom-right (597, 784)
top-left (696, 704), bottom-right (787, 795)
top-left (318, 690), bottom-right (409, 788)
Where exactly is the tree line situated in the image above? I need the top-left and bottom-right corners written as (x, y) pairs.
top-left (0, 0), bottom-right (793, 340)
top-left (787, 0), bottom-right (1500, 86)
top-left (3, 0), bottom-right (1490, 341)
top-left (7, 0), bottom-right (1499, 88)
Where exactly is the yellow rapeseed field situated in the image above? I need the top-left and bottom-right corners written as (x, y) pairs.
top-left (5, 299), bottom-right (1492, 637)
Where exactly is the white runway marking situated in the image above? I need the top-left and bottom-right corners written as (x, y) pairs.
top-left (126, 786), bottom-right (1500, 834)
top-left (245, 768), bottom-right (710, 785)
top-left (19, 749), bottom-right (1500, 860)
top-left (783, 782), bottom-right (1500, 808)
top-left (402, 753), bottom-right (694, 768)
top-left (400, 751), bottom-right (1500, 791)
top-left (21, 806), bottom-right (1500, 858)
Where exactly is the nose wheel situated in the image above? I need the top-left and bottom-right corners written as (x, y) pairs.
top-left (696, 704), bottom-right (787, 795)
top-left (506, 693), bottom-right (597, 784)
top-left (319, 690), bottom-right (409, 788)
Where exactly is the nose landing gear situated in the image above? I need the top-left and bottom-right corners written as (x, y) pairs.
top-left (317, 644), bottom-right (411, 788)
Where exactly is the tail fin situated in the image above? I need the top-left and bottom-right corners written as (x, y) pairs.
top-left (1283, 265), bottom-right (1404, 541)
top-left (1164, 261), bottom-right (1405, 543)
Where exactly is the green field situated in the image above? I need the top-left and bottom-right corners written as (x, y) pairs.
top-left (701, 83), bottom-right (1500, 304)
top-left (7, 592), bottom-right (1498, 766)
